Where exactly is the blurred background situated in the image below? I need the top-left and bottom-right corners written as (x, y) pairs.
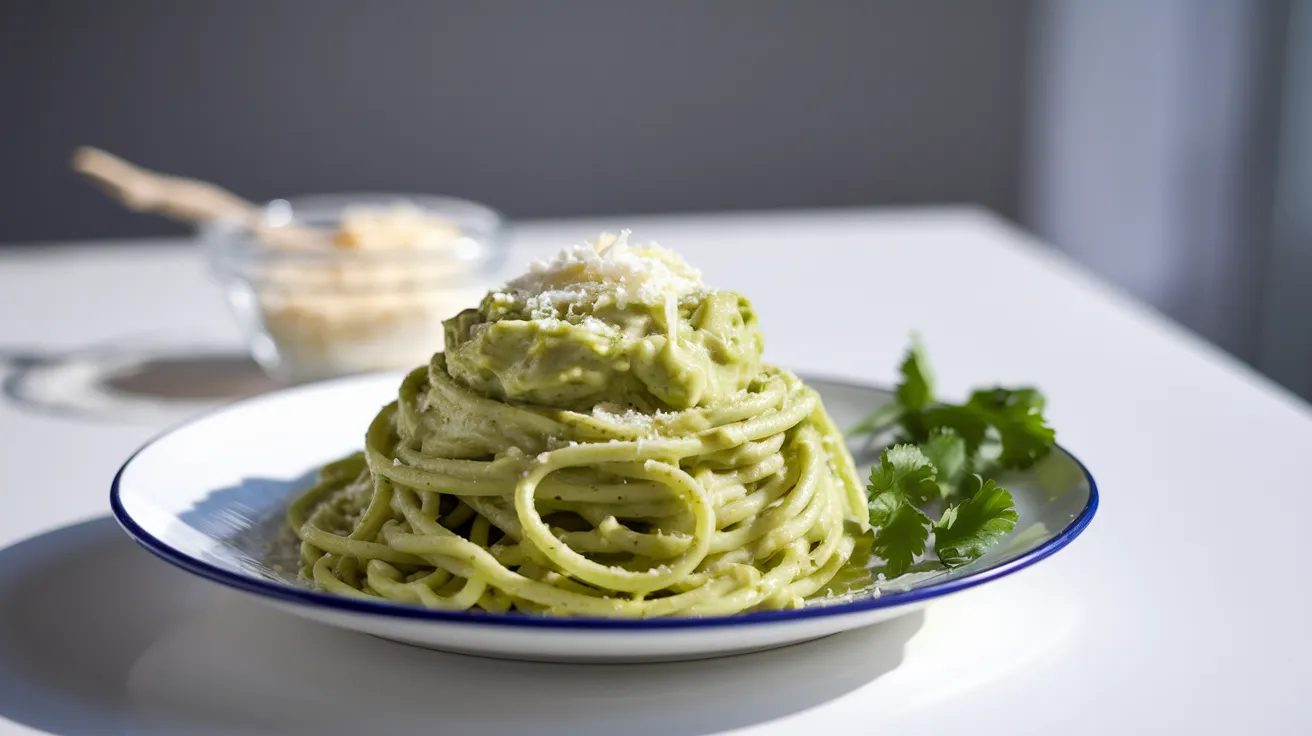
top-left (2, 0), bottom-right (1309, 398)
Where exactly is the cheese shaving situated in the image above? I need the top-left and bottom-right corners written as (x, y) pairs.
top-left (497, 230), bottom-right (704, 319)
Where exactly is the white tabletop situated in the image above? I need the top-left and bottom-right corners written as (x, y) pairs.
top-left (0, 206), bottom-right (1308, 734)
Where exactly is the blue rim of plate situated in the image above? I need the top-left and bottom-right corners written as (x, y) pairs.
top-left (110, 373), bottom-right (1099, 631)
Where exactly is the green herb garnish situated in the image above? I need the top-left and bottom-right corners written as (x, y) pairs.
top-left (852, 339), bottom-right (1053, 576)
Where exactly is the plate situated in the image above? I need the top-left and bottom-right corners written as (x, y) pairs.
top-left (110, 373), bottom-right (1097, 663)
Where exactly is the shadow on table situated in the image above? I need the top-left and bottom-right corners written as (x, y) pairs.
top-left (0, 340), bottom-right (277, 423)
top-left (0, 517), bottom-right (210, 735)
top-left (0, 518), bottom-right (921, 735)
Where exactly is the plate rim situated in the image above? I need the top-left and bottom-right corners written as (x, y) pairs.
top-left (109, 371), bottom-right (1099, 631)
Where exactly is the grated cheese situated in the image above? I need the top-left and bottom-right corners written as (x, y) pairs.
top-left (497, 230), bottom-right (704, 319)
top-left (333, 203), bottom-right (463, 251)
top-left (592, 402), bottom-right (655, 428)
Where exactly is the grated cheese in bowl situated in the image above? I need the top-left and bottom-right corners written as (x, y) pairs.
top-left (205, 194), bottom-right (504, 383)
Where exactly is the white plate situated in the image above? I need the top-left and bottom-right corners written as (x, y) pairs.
top-left (110, 373), bottom-right (1097, 663)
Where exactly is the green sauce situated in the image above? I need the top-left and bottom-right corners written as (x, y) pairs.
top-left (443, 289), bottom-right (763, 412)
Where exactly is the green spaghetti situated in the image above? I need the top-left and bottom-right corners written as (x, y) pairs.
top-left (290, 232), bottom-right (869, 617)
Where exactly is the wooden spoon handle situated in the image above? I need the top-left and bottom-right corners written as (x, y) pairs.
top-left (71, 147), bottom-right (329, 249)
top-left (72, 147), bottom-right (261, 226)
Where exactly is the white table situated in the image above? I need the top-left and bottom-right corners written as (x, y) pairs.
top-left (1, 206), bottom-right (1308, 734)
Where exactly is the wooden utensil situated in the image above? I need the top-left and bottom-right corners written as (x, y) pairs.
top-left (71, 147), bottom-right (326, 249)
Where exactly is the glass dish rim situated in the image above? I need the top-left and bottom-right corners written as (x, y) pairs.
top-left (199, 192), bottom-right (508, 268)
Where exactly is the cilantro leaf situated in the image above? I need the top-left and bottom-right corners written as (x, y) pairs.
top-left (872, 501), bottom-right (931, 578)
top-left (934, 475), bottom-right (1019, 567)
top-left (867, 489), bottom-right (900, 529)
top-left (920, 428), bottom-right (967, 498)
top-left (917, 403), bottom-right (991, 452)
top-left (970, 387), bottom-right (1046, 415)
top-left (866, 444), bottom-right (938, 511)
top-left (965, 388), bottom-right (1055, 469)
top-left (896, 337), bottom-right (934, 413)
top-left (866, 445), bottom-right (937, 576)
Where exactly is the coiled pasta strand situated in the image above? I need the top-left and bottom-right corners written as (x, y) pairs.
top-left (290, 354), bottom-right (866, 617)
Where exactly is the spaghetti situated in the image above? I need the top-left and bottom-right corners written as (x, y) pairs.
top-left (290, 234), bottom-right (868, 617)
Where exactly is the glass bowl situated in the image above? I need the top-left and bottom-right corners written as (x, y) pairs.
top-left (201, 193), bottom-right (506, 384)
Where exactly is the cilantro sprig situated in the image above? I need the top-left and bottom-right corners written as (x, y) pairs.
top-left (864, 445), bottom-right (935, 577)
top-left (852, 339), bottom-right (1052, 577)
top-left (934, 475), bottom-right (1019, 567)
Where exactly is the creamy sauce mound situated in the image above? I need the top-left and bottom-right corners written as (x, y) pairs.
top-left (443, 232), bottom-right (763, 412)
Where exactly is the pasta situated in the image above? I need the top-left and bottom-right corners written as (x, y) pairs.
top-left (289, 233), bottom-right (869, 616)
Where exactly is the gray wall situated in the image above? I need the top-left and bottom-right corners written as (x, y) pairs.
top-left (0, 0), bottom-right (1032, 243)
top-left (1025, 0), bottom-right (1288, 365)
top-left (1260, 0), bottom-right (1312, 395)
